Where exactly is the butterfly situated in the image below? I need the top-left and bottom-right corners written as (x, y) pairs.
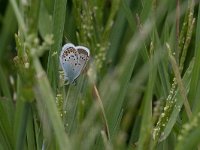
top-left (59, 43), bottom-right (90, 84)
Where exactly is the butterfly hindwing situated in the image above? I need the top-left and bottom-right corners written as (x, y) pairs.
top-left (76, 46), bottom-right (90, 73)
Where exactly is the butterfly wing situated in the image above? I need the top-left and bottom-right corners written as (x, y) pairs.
top-left (60, 43), bottom-right (80, 83)
top-left (76, 46), bottom-right (90, 74)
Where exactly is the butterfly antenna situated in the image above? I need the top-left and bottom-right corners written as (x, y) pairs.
top-left (64, 36), bottom-right (70, 43)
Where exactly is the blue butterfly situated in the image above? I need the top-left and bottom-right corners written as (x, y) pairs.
top-left (59, 43), bottom-right (90, 84)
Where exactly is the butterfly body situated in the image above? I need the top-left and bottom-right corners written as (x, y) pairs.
top-left (60, 43), bottom-right (90, 84)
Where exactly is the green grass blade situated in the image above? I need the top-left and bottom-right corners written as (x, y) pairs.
top-left (158, 59), bottom-right (194, 141)
top-left (27, 0), bottom-right (40, 34)
top-left (101, 19), bottom-right (153, 138)
top-left (26, 108), bottom-right (36, 150)
top-left (43, 0), bottom-right (55, 14)
top-left (0, 66), bottom-right (12, 101)
top-left (0, 99), bottom-right (14, 150)
top-left (14, 100), bottom-right (30, 150)
top-left (33, 57), bottom-right (71, 150)
top-left (188, 2), bottom-right (200, 114)
top-left (38, 1), bottom-right (53, 39)
top-left (138, 56), bottom-right (157, 150)
top-left (0, 3), bottom-right (17, 61)
top-left (47, 0), bottom-right (68, 91)
top-left (9, 0), bottom-right (26, 36)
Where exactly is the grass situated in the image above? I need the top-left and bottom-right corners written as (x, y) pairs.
top-left (0, 0), bottom-right (200, 149)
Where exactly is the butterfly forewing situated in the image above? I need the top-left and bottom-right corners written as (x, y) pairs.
top-left (60, 44), bottom-right (90, 84)
top-left (60, 43), bottom-right (79, 83)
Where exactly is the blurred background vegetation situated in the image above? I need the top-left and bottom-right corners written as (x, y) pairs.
top-left (0, 0), bottom-right (200, 149)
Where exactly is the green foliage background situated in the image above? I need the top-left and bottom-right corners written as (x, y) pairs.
top-left (0, 0), bottom-right (200, 149)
